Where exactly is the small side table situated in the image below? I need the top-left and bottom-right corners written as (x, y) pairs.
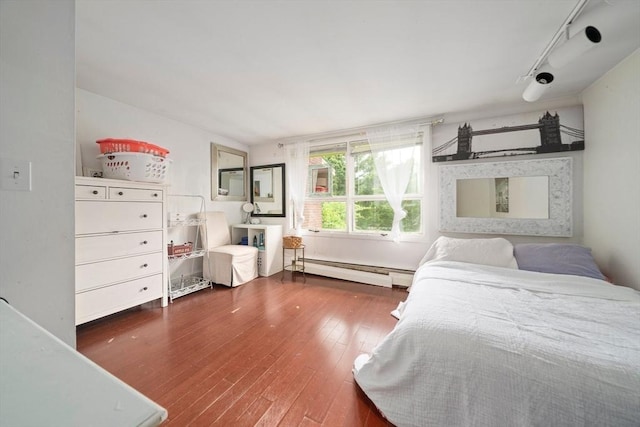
top-left (282, 245), bottom-right (305, 280)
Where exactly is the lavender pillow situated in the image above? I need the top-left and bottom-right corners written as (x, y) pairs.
top-left (514, 243), bottom-right (605, 280)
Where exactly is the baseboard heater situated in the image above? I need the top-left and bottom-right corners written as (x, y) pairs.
top-left (302, 258), bottom-right (414, 288)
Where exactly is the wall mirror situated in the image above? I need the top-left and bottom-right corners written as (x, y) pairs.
top-left (440, 157), bottom-right (572, 236)
top-left (250, 163), bottom-right (285, 217)
top-left (456, 176), bottom-right (549, 219)
top-left (211, 143), bottom-right (248, 201)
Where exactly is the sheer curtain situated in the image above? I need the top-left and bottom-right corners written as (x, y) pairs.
top-left (366, 124), bottom-right (427, 241)
top-left (284, 141), bottom-right (310, 235)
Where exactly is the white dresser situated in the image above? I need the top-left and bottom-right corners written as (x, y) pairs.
top-left (75, 177), bottom-right (168, 325)
top-left (231, 224), bottom-right (283, 277)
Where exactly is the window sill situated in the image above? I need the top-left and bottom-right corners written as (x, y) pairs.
top-left (302, 229), bottom-right (426, 243)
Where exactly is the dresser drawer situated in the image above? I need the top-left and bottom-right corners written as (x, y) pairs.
top-left (75, 184), bottom-right (107, 200)
top-left (76, 252), bottom-right (163, 292)
top-left (76, 230), bottom-right (163, 264)
top-left (76, 274), bottom-right (163, 325)
top-left (76, 201), bottom-right (163, 234)
top-left (109, 187), bottom-right (163, 201)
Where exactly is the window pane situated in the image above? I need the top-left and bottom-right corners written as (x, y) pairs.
top-left (401, 199), bottom-right (422, 232)
top-left (354, 200), bottom-right (392, 231)
top-left (354, 200), bottom-right (421, 233)
top-left (308, 151), bottom-right (346, 196)
top-left (353, 146), bottom-right (421, 196)
top-left (406, 146), bottom-right (422, 194)
top-left (354, 152), bottom-right (383, 196)
top-left (303, 200), bottom-right (347, 231)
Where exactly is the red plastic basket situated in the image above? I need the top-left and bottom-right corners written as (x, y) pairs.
top-left (96, 138), bottom-right (169, 157)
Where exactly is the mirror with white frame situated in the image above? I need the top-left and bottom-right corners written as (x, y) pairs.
top-left (440, 157), bottom-right (572, 236)
top-left (211, 143), bottom-right (248, 201)
top-left (250, 163), bottom-right (286, 217)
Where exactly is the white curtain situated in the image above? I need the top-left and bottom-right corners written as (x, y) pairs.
top-left (284, 141), bottom-right (310, 235)
top-left (366, 124), bottom-right (426, 242)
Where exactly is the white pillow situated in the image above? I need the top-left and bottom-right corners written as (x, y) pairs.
top-left (419, 236), bottom-right (518, 269)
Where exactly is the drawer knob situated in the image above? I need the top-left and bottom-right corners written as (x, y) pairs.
top-left (142, 240), bottom-right (148, 245)
top-left (141, 286), bottom-right (148, 291)
top-left (142, 214), bottom-right (148, 218)
top-left (92, 190), bottom-right (98, 195)
top-left (152, 193), bottom-right (158, 197)
top-left (118, 191), bottom-right (124, 196)
top-left (142, 263), bottom-right (148, 268)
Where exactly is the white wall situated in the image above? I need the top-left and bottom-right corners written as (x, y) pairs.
top-left (582, 49), bottom-right (640, 289)
top-left (76, 89), bottom-right (250, 225)
top-left (0, 0), bottom-right (76, 345)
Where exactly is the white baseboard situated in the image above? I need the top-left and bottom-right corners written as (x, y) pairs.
top-left (389, 272), bottom-right (414, 288)
top-left (304, 262), bottom-right (393, 288)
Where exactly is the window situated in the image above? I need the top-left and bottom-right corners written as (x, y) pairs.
top-left (302, 137), bottom-right (423, 236)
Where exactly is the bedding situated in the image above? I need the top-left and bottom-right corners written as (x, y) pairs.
top-left (418, 236), bottom-right (518, 269)
top-left (353, 261), bottom-right (640, 427)
top-left (514, 243), bottom-right (606, 280)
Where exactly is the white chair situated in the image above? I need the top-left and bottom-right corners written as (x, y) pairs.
top-left (199, 211), bottom-right (258, 287)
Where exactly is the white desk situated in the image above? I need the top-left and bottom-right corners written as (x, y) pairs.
top-left (231, 224), bottom-right (283, 276)
top-left (0, 300), bottom-right (167, 426)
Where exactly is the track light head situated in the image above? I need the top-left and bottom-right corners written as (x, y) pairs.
top-left (522, 72), bottom-right (555, 102)
top-left (548, 25), bottom-right (602, 69)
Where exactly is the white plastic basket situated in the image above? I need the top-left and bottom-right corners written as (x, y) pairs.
top-left (98, 152), bottom-right (172, 183)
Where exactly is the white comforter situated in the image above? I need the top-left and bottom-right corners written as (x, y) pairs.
top-left (353, 261), bottom-right (640, 427)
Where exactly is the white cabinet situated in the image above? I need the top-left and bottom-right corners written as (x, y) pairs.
top-left (231, 224), bottom-right (283, 277)
top-left (75, 177), bottom-right (168, 325)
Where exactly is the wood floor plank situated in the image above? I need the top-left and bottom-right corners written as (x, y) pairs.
top-left (187, 354), bottom-right (278, 426)
top-left (254, 366), bottom-right (315, 426)
top-left (164, 378), bottom-right (234, 426)
top-left (320, 380), bottom-right (366, 427)
top-left (235, 396), bottom-right (274, 427)
top-left (76, 274), bottom-right (406, 426)
top-left (299, 416), bottom-right (322, 427)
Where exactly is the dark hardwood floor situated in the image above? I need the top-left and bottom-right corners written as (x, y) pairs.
top-left (76, 274), bottom-right (407, 426)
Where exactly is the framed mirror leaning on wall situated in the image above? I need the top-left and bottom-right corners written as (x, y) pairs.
top-left (439, 157), bottom-right (573, 236)
top-left (250, 163), bottom-right (286, 217)
top-left (211, 143), bottom-right (248, 201)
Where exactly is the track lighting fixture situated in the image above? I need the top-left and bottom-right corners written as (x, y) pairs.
top-left (519, 0), bottom-right (634, 103)
top-left (519, 0), bottom-right (589, 103)
top-left (522, 72), bottom-right (555, 102)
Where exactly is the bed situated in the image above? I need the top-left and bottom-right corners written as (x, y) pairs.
top-left (353, 237), bottom-right (640, 427)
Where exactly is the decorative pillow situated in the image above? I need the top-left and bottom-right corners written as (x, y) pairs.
top-left (419, 236), bottom-right (518, 269)
top-left (514, 243), bottom-right (605, 280)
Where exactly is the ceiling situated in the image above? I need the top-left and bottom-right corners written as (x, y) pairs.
top-left (75, 0), bottom-right (640, 146)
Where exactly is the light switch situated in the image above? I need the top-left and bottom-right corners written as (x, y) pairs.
top-left (1, 157), bottom-right (32, 191)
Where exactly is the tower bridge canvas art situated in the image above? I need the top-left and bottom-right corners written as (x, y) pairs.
top-left (432, 106), bottom-right (584, 162)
